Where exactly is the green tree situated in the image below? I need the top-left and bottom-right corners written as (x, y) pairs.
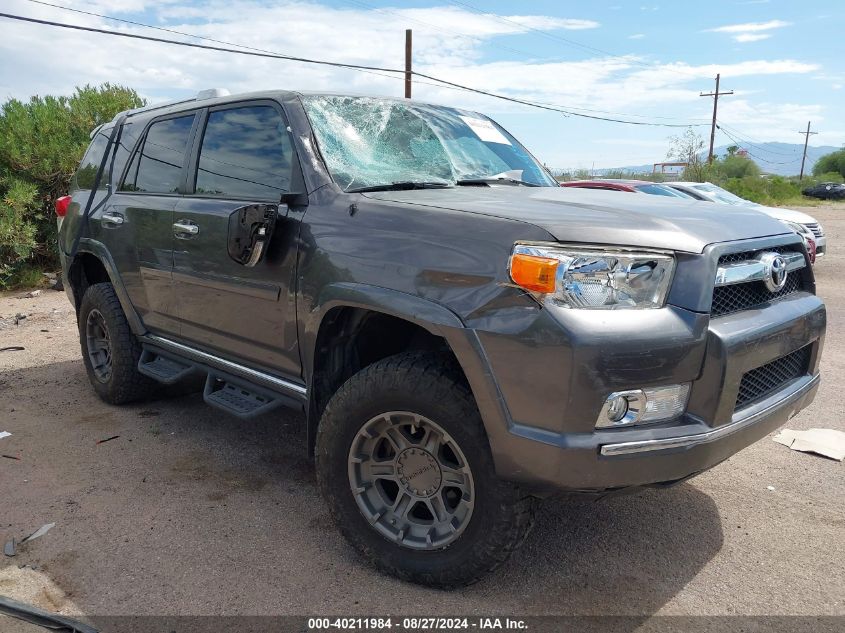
top-left (714, 154), bottom-right (761, 179)
top-left (667, 127), bottom-right (708, 182)
top-left (0, 84), bottom-right (144, 287)
top-left (812, 149), bottom-right (845, 178)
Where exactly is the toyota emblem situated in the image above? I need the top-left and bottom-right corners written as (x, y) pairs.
top-left (759, 252), bottom-right (788, 292)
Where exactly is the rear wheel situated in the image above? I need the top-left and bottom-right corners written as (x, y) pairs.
top-left (78, 282), bottom-right (153, 404)
top-left (316, 352), bottom-right (536, 588)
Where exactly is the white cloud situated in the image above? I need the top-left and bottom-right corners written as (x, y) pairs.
top-left (708, 19), bottom-right (790, 33)
top-left (0, 0), bottom-right (833, 165)
top-left (628, 33), bottom-right (646, 39)
top-left (733, 33), bottom-right (771, 42)
top-left (501, 15), bottom-right (599, 31)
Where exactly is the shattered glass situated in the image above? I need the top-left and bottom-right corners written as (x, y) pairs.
top-left (301, 95), bottom-right (556, 191)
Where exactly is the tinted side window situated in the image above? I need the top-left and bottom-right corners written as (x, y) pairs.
top-left (121, 115), bottom-right (194, 194)
top-left (72, 128), bottom-right (111, 191)
top-left (110, 121), bottom-right (141, 187)
top-left (195, 106), bottom-right (292, 199)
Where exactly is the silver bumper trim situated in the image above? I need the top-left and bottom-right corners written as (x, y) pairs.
top-left (599, 373), bottom-right (819, 456)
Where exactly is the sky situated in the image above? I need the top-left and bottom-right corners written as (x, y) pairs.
top-left (0, 0), bottom-right (841, 170)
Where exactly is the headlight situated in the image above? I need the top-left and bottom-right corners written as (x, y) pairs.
top-left (509, 243), bottom-right (675, 309)
top-left (781, 220), bottom-right (811, 239)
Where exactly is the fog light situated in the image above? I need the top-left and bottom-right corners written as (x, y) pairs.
top-left (606, 395), bottom-right (629, 423)
top-left (596, 384), bottom-right (690, 428)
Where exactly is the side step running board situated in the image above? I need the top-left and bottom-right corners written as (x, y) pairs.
top-left (203, 374), bottom-right (283, 419)
top-left (138, 349), bottom-right (195, 384)
top-left (138, 340), bottom-right (305, 420)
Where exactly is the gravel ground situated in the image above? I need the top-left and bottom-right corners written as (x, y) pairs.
top-left (0, 204), bottom-right (843, 620)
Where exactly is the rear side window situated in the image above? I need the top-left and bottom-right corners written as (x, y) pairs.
top-left (121, 115), bottom-right (195, 194)
top-left (72, 128), bottom-right (111, 191)
top-left (110, 121), bottom-right (141, 187)
top-left (194, 105), bottom-right (293, 199)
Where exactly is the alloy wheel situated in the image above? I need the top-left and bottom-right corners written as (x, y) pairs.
top-left (348, 411), bottom-right (475, 550)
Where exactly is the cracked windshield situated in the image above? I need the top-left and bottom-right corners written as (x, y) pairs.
top-left (302, 95), bottom-right (556, 191)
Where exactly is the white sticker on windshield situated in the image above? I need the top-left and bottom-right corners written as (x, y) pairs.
top-left (459, 116), bottom-right (512, 145)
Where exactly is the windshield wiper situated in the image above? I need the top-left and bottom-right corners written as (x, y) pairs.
top-left (456, 177), bottom-right (540, 187)
top-left (346, 181), bottom-right (453, 193)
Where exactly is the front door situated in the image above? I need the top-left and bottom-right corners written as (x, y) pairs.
top-left (172, 102), bottom-right (301, 378)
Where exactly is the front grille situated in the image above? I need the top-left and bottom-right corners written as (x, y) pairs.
top-left (802, 222), bottom-right (824, 239)
top-left (712, 274), bottom-right (803, 317)
top-left (711, 246), bottom-right (807, 317)
top-left (735, 345), bottom-right (811, 410)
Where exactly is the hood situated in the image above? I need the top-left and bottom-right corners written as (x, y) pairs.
top-left (363, 186), bottom-right (790, 253)
top-left (751, 204), bottom-right (819, 225)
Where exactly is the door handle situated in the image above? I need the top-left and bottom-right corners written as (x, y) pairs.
top-left (101, 212), bottom-right (124, 226)
top-left (173, 220), bottom-right (199, 238)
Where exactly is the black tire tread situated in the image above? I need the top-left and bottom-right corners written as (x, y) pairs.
top-left (79, 282), bottom-right (153, 404)
top-left (316, 351), bottom-right (536, 588)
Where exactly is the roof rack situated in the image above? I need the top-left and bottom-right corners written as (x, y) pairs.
top-left (111, 88), bottom-right (231, 122)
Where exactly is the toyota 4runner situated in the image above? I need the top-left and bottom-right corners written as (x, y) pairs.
top-left (57, 89), bottom-right (825, 587)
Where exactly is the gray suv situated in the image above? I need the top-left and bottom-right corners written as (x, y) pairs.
top-left (58, 89), bottom-right (825, 587)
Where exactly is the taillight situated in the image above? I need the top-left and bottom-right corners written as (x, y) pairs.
top-left (55, 195), bottom-right (71, 218)
top-left (808, 238), bottom-right (817, 264)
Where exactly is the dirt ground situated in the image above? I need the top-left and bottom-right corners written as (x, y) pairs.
top-left (1, 204), bottom-right (843, 621)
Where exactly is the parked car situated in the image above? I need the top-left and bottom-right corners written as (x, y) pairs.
top-left (564, 179), bottom-right (819, 262)
top-left (561, 179), bottom-right (689, 197)
top-left (667, 182), bottom-right (827, 258)
top-left (802, 182), bottom-right (845, 200)
top-left (57, 89), bottom-right (825, 587)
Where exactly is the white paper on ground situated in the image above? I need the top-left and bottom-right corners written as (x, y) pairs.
top-left (22, 523), bottom-right (55, 543)
top-left (459, 116), bottom-right (512, 145)
top-left (773, 428), bottom-right (845, 461)
top-left (0, 431), bottom-right (10, 440)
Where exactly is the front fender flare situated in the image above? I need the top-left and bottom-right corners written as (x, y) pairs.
top-left (301, 283), bottom-right (516, 473)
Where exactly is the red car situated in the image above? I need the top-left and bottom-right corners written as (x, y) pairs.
top-left (561, 179), bottom-right (690, 198)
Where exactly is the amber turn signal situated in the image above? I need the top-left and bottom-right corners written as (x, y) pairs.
top-left (510, 254), bottom-right (559, 293)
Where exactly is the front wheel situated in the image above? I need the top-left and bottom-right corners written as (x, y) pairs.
top-left (316, 352), bottom-right (536, 587)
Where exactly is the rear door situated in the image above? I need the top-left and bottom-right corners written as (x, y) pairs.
top-left (172, 101), bottom-right (301, 377)
top-left (105, 112), bottom-right (198, 335)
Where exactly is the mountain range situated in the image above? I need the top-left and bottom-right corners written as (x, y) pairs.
top-left (605, 143), bottom-right (840, 177)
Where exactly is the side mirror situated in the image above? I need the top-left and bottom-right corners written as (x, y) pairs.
top-left (227, 203), bottom-right (278, 267)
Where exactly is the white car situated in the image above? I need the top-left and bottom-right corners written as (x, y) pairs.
top-left (668, 182), bottom-right (826, 258)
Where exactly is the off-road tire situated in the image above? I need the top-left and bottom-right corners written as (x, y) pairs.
top-left (316, 352), bottom-right (536, 588)
top-left (78, 282), bottom-right (153, 404)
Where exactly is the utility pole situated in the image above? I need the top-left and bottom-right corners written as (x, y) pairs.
top-left (798, 121), bottom-right (818, 180)
top-left (404, 29), bottom-right (412, 99)
top-left (700, 74), bottom-right (734, 163)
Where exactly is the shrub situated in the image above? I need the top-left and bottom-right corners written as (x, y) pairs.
top-left (812, 150), bottom-right (845, 178)
top-left (0, 83), bottom-right (144, 289)
top-left (0, 178), bottom-right (38, 288)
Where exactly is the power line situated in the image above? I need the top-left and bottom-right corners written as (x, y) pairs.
top-left (716, 122), bottom-right (803, 157)
top-left (0, 10), bottom-right (707, 127)
top-left (717, 126), bottom-right (801, 165)
top-left (700, 73), bottom-right (733, 163)
top-left (0, 11), bottom-right (403, 74)
top-left (798, 121), bottom-right (818, 180)
top-left (23, 0), bottom-right (710, 125)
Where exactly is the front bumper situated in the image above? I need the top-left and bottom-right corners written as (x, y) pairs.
top-left (474, 293), bottom-right (825, 493)
top-left (814, 235), bottom-right (827, 256)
